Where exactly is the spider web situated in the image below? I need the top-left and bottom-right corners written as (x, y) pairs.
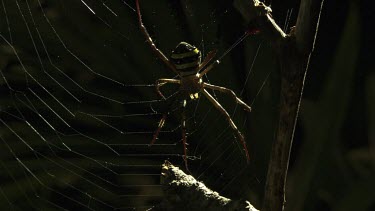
top-left (0, 0), bottom-right (279, 210)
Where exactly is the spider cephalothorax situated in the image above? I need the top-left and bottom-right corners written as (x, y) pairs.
top-left (136, 0), bottom-right (251, 169)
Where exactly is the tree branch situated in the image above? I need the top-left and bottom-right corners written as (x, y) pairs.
top-left (149, 161), bottom-right (258, 211)
top-left (234, 0), bottom-right (325, 210)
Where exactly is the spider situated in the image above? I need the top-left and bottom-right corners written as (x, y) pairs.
top-left (136, 0), bottom-right (251, 169)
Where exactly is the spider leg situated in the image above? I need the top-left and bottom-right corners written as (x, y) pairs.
top-left (135, 0), bottom-right (178, 74)
top-left (181, 99), bottom-right (189, 170)
top-left (155, 79), bottom-right (180, 99)
top-left (203, 83), bottom-right (252, 112)
top-left (197, 59), bottom-right (220, 78)
top-left (202, 89), bottom-right (250, 163)
top-left (150, 93), bottom-right (181, 145)
top-left (196, 49), bottom-right (217, 72)
top-left (151, 114), bottom-right (167, 145)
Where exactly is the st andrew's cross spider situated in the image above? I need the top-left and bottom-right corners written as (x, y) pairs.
top-left (136, 0), bottom-right (252, 169)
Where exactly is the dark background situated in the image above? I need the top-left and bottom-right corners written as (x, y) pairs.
top-left (0, 0), bottom-right (373, 210)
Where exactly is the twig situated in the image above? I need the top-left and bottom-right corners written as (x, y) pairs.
top-left (234, 0), bottom-right (325, 210)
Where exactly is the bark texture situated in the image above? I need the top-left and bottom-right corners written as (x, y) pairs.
top-left (149, 161), bottom-right (259, 211)
top-left (234, 0), bottom-right (325, 211)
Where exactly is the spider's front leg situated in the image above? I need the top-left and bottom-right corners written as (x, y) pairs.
top-left (150, 96), bottom-right (190, 170)
top-left (202, 89), bottom-right (250, 162)
top-left (155, 79), bottom-right (180, 99)
top-left (151, 80), bottom-right (180, 145)
top-left (203, 83), bottom-right (251, 112)
top-left (181, 99), bottom-right (189, 170)
top-left (151, 114), bottom-right (167, 145)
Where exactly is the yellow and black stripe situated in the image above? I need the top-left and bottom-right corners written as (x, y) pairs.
top-left (171, 42), bottom-right (201, 75)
